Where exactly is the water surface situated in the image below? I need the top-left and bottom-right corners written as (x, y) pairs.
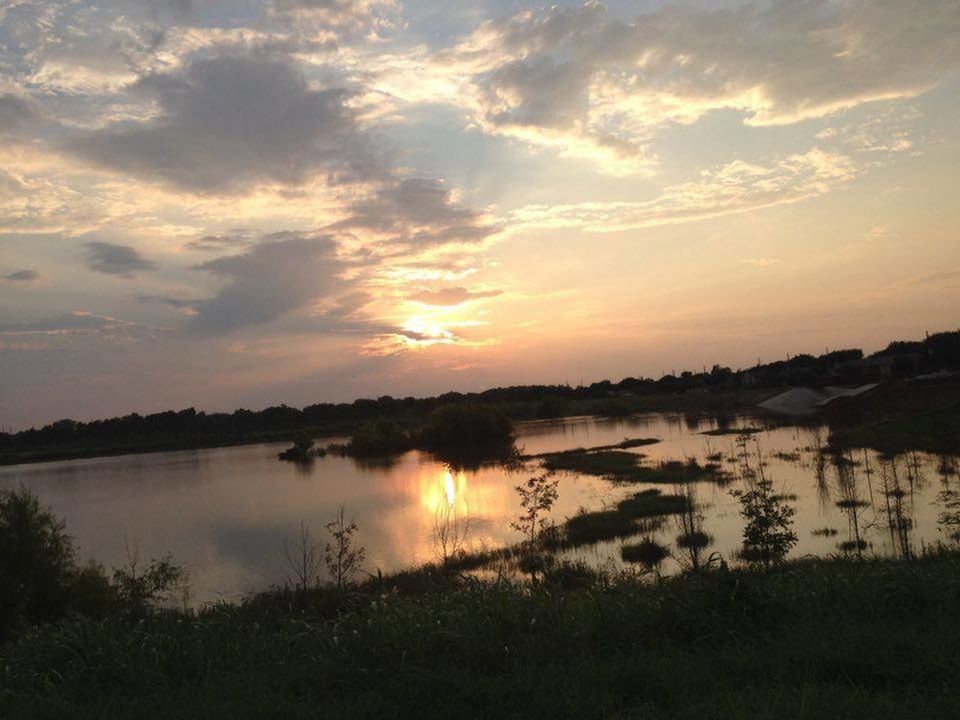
top-left (1, 414), bottom-right (956, 603)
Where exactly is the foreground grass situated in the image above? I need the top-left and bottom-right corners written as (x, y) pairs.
top-left (3, 551), bottom-right (960, 719)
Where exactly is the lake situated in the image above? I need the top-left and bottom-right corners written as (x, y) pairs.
top-left (1, 413), bottom-right (956, 604)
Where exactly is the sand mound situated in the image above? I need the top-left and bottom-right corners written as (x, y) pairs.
top-left (758, 384), bottom-right (879, 416)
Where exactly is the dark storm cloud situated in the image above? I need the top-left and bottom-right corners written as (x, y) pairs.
top-left (84, 242), bottom-right (157, 277)
top-left (69, 55), bottom-right (382, 194)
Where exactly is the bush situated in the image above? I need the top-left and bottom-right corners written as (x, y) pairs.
top-left (113, 553), bottom-right (185, 618)
top-left (418, 404), bottom-right (515, 462)
top-left (347, 419), bottom-right (412, 457)
top-left (0, 488), bottom-right (79, 640)
top-left (1, 488), bottom-right (184, 641)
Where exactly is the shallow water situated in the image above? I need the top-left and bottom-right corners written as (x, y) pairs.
top-left (1, 413), bottom-right (957, 603)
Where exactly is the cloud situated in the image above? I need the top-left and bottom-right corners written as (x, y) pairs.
top-left (409, 286), bottom-right (501, 306)
top-left (0, 1), bottom-right (172, 95)
top-left (184, 232), bottom-right (256, 252)
top-left (272, 0), bottom-right (396, 30)
top-left (2, 269), bottom-right (40, 283)
top-left (187, 233), bottom-right (352, 334)
top-left (333, 178), bottom-right (500, 248)
top-left (740, 258), bottom-right (784, 268)
top-left (69, 54), bottom-right (381, 193)
top-left (0, 312), bottom-right (149, 336)
top-left (84, 242), bottom-right (157, 277)
top-left (431, 0), bottom-right (960, 170)
top-left (904, 269), bottom-right (960, 289)
top-left (0, 94), bottom-right (36, 138)
top-left (508, 148), bottom-right (856, 233)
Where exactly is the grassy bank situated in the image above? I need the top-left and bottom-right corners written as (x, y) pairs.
top-left (825, 378), bottom-right (960, 456)
top-left (3, 550), bottom-right (960, 719)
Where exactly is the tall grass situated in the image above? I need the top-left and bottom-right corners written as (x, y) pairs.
top-left (4, 550), bottom-right (960, 719)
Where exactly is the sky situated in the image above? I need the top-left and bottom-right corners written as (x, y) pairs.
top-left (1, 0), bottom-right (959, 429)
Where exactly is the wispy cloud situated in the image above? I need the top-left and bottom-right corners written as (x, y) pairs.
top-left (507, 148), bottom-right (857, 233)
top-left (408, 286), bottom-right (501, 306)
top-left (0, 311), bottom-right (156, 336)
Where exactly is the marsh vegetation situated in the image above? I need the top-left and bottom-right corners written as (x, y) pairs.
top-left (4, 399), bottom-right (960, 718)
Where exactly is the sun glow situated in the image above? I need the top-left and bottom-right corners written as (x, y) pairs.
top-left (419, 467), bottom-right (468, 513)
top-left (402, 316), bottom-right (454, 340)
top-left (444, 469), bottom-right (457, 505)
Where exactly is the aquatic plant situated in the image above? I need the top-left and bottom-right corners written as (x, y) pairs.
top-left (673, 483), bottom-right (712, 572)
top-left (811, 527), bottom-right (839, 537)
top-left (838, 539), bottom-right (869, 554)
top-left (542, 449), bottom-right (726, 485)
top-left (563, 491), bottom-right (685, 548)
top-left (731, 439), bottom-right (798, 569)
top-left (879, 459), bottom-right (914, 559)
top-left (278, 435), bottom-right (319, 462)
top-left (676, 530), bottom-right (712, 551)
top-left (434, 492), bottom-right (470, 567)
top-left (621, 538), bottom-right (669, 568)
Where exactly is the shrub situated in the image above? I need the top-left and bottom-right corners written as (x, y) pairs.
top-left (0, 488), bottom-right (78, 640)
top-left (325, 508), bottom-right (366, 590)
top-left (418, 404), bottom-right (515, 462)
top-left (347, 420), bottom-right (412, 457)
top-left (112, 552), bottom-right (184, 619)
top-left (731, 479), bottom-right (798, 569)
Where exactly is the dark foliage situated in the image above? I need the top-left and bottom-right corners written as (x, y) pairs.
top-left (417, 404), bottom-right (516, 464)
top-left (3, 330), bottom-right (957, 465)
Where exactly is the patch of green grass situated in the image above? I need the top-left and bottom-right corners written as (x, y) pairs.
top-left (542, 449), bottom-right (644, 476)
top-left (4, 551), bottom-right (960, 719)
top-left (825, 381), bottom-right (960, 456)
top-left (562, 490), bottom-right (688, 547)
top-left (542, 450), bottom-right (727, 485)
top-left (564, 508), bottom-right (645, 546)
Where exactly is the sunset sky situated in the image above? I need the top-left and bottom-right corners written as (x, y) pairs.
top-left (1, 0), bottom-right (958, 429)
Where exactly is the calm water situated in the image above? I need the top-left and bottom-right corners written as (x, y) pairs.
top-left (1, 414), bottom-right (957, 604)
